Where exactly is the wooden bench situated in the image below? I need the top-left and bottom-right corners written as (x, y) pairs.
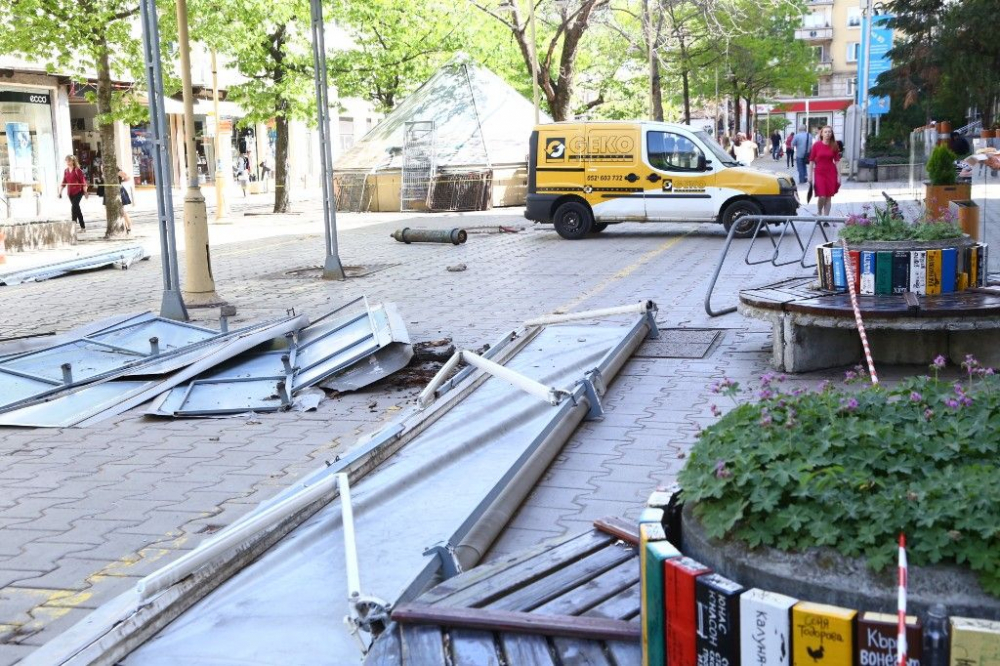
top-left (739, 277), bottom-right (1000, 372)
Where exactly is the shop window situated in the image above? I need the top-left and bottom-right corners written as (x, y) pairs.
top-left (0, 88), bottom-right (56, 195)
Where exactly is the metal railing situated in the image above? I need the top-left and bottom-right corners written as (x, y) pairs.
top-left (704, 215), bottom-right (846, 317)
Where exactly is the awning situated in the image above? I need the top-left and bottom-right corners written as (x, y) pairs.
top-left (770, 99), bottom-right (853, 113)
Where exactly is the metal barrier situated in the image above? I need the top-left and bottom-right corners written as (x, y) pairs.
top-left (704, 215), bottom-right (846, 317)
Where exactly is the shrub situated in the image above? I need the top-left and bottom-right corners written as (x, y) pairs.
top-left (926, 144), bottom-right (958, 185)
top-left (840, 203), bottom-right (963, 243)
top-left (680, 362), bottom-right (1000, 596)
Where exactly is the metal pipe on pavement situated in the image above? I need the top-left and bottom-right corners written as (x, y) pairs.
top-left (524, 301), bottom-right (655, 327)
top-left (462, 350), bottom-right (564, 405)
top-left (391, 228), bottom-right (467, 245)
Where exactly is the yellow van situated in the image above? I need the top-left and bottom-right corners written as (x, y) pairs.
top-left (525, 121), bottom-right (799, 239)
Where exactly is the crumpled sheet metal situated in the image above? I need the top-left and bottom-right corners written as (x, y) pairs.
top-left (0, 244), bottom-right (149, 286)
top-left (0, 314), bottom-right (308, 428)
top-left (145, 301), bottom-right (412, 417)
top-left (124, 323), bottom-right (633, 665)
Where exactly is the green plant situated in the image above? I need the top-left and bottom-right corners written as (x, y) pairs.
top-left (926, 144), bottom-right (958, 185)
top-left (840, 203), bottom-right (963, 243)
top-left (680, 361), bottom-right (1000, 596)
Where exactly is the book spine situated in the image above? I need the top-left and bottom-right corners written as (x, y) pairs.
top-left (940, 248), bottom-right (957, 294)
top-left (860, 251), bottom-right (876, 296)
top-left (740, 594), bottom-right (794, 666)
top-left (696, 574), bottom-right (743, 666)
top-left (856, 617), bottom-right (922, 666)
top-left (892, 250), bottom-right (910, 294)
top-left (816, 246), bottom-right (826, 289)
top-left (666, 558), bottom-right (711, 666)
top-left (925, 249), bottom-right (942, 295)
top-left (792, 606), bottom-right (855, 666)
top-left (978, 244), bottom-right (988, 286)
top-left (832, 248), bottom-right (847, 291)
top-left (950, 617), bottom-right (1000, 666)
top-left (823, 247), bottom-right (834, 292)
top-left (641, 523), bottom-right (678, 666)
top-left (875, 251), bottom-right (893, 295)
top-left (909, 251), bottom-right (927, 295)
top-left (849, 250), bottom-right (861, 294)
top-left (970, 245), bottom-right (978, 288)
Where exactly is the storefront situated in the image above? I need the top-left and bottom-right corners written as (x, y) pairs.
top-left (0, 87), bottom-right (58, 197)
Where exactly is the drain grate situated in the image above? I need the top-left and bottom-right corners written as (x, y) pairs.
top-left (635, 329), bottom-right (721, 359)
top-left (266, 264), bottom-right (399, 280)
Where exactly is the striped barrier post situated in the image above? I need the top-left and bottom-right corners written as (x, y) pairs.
top-left (840, 238), bottom-right (879, 385)
top-left (898, 533), bottom-right (908, 666)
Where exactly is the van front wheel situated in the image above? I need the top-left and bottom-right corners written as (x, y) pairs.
top-left (721, 200), bottom-right (762, 238)
top-left (553, 202), bottom-right (593, 240)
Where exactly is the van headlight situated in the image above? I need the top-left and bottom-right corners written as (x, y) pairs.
top-left (778, 177), bottom-right (795, 191)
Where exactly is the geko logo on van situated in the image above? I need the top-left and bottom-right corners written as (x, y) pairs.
top-left (567, 135), bottom-right (635, 155)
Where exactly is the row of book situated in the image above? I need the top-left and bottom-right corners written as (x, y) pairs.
top-left (640, 504), bottom-right (1000, 666)
top-left (815, 242), bottom-right (989, 295)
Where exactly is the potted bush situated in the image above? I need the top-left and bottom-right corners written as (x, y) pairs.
top-left (925, 144), bottom-right (970, 218)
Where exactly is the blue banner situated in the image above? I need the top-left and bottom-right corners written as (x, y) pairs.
top-left (859, 15), bottom-right (893, 116)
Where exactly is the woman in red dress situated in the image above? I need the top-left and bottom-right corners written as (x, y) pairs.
top-left (58, 155), bottom-right (89, 230)
top-left (808, 125), bottom-right (841, 216)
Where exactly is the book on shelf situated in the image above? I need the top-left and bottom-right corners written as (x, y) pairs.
top-left (791, 602), bottom-right (856, 666)
top-left (695, 573), bottom-right (744, 666)
top-left (665, 557), bottom-right (712, 666)
top-left (740, 588), bottom-right (797, 666)
top-left (875, 251), bottom-right (893, 295)
top-left (860, 251), bottom-right (876, 296)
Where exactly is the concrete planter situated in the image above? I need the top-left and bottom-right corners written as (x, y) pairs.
top-left (844, 235), bottom-right (975, 253)
top-left (0, 219), bottom-right (77, 253)
top-left (681, 503), bottom-right (1000, 619)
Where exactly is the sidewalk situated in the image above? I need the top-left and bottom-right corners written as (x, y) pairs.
top-left (0, 160), bottom-right (993, 663)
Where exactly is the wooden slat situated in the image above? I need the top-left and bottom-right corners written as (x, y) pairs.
top-left (903, 292), bottom-right (920, 309)
top-left (399, 624), bottom-right (446, 665)
top-left (552, 637), bottom-right (615, 665)
top-left (450, 629), bottom-right (501, 666)
top-left (364, 623), bottom-right (403, 666)
top-left (581, 581), bottom-right (641, 621)
top-left (500, 633), bottom-right (557, 666)
top-left (393, 603), bottom-right (641, 642)
top-left (593, 517), bottom-right (639, 545)
top-left (531, 558), bottom-right (639, 617)
top-left (486, 544), bottom-right (636, 613)
top-left (606, 640), bottom-right (642, 666)
top-left (426, 531), bottom-right (615, 609)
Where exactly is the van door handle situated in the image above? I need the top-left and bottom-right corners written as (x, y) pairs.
top-left (647, 173), bottom-right (661, 183)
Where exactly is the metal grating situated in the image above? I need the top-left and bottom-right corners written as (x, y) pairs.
top-left (634, 329), bottom-right (721, 359)
top-left (400, 121), bottom-right (436, 211)
top-left (333, 173), bottom-right (371, 212)
top-left (427, 170), bottom-right (493, 212)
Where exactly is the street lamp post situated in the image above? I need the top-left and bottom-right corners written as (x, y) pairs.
top-left (528, 0), bottom-right (540, 125)
top-left (211, 50), bottom-right (229, 222)
top-left (176, 0), bottom-right (218, 301)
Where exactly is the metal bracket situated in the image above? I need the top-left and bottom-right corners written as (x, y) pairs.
top-left (644, 308), bottom-right (660, 340)
top-left (423, 541), bottom-right (463, 579)
top-left (575, 372), bottom-right (605, 421)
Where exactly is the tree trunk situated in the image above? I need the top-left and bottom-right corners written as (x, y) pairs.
top-left (651, 57), bottom-right (664, 121)
top-left (549, 86), bottom-right (572, 122)
top-left (681, 70), bottom-right (691, 124)
top-left (96, 41), bottom-right (124, 238)
top-left (273, 111), bottom-right (290, 213)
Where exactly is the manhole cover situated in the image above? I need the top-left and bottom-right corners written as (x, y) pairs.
top-left (635, 329), bottom-right (721, 359)
top-left (269, 263), bottom-right (398, 279)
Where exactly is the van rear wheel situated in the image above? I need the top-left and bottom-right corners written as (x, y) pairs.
top-left (721, 200), bottom-right (763, 238)
top-left (553, 202), bottom-right (593, 240)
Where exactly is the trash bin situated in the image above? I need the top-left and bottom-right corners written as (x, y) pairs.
top-left (950, 200), bottom-right (980, 241)
top-left (858, 158), bottom-right (879, 183)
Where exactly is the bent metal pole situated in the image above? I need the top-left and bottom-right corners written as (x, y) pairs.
top-left (309, 0), bottom-right (346, 280)
top-left (138, 0), bottom-right (187, 321)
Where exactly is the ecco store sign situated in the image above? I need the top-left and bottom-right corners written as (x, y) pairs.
top-left (0, 91), bottom-right (51, 105)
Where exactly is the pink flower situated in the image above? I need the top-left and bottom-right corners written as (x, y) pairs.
top-left (931, 355), bottom-right (947, 370)
top-left (910, 391), bottom-right (922, 402)
top-left (714, 459), bottom-right (732, 479)
top-left (839, 397), bottom-right (859, 412)
top-left (710, 404), bottom-right (722, 417)
top-left (924, 408), bottom-right (934, 420)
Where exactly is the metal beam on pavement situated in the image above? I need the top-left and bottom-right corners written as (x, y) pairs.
top-left (138, 0), bottom-right (188, 321)
top-left (309, 0), bottom-right (346, 280)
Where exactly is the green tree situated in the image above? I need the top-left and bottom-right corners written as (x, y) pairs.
top-left (0, 0), bottom-right (150, 237)
top-left (328, 0), bottom-right (464, 113)
top-left (192, 0), bottom-right (314, 214)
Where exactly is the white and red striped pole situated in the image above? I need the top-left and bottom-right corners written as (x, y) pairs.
top-left (897, 533), bottom-right (908, 666)
top-left (840, 238), bottom-right (879, 385)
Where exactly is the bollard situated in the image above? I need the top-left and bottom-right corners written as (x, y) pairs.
top-left (391, 227), bottom-right (467, 245)
top-left (149, 336), bottom-right (160, 356)
top-left (61, 363), bottom-right (73, 385)
top-left (219, 304), bottom-right (237, 333)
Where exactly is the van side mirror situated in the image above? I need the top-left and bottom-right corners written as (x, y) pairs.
top-left (697, 155), bottom-right (707, 171)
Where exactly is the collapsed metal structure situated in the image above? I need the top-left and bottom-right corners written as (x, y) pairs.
top-left (0, 246), bottom-right (149, 286)
top-left (24, 302), bottom-right (659, 665)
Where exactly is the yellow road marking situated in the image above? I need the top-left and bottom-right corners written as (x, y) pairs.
top-left (554, 232), bottom-right (691, 313)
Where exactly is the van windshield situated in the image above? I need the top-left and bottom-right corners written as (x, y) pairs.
top-left (694, 131), bottom-right (740, 167)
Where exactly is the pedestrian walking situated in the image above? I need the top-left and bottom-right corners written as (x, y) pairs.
top-left (96, 166), bottom-right (134, 234)
top-left (809, 125), bottom-right (841, 216)
top-left (59, 155), bottom-right (88, 231)
top-left (734, 132), bottom-right (757, 164)
top-left (791, 124), bottom-right (812, 185)
top-left (770, 130), bottom-right (781, 160)
top-left (236, 153), bottom-right (250, 196)
top-left (785, 132), bottom-right (795, 168)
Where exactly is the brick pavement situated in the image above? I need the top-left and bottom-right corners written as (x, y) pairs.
top-left (0, 160), bottom-right (994, 663)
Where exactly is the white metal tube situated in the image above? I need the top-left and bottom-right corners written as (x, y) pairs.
top-left (417, 350), bottom-right (463, 407)
top-left (462, 351), bottom-right (560, 405)
top-left (338, 473), bottom-right (361, 600)
top-left (524, 301), bottom-right (654, 327)
top-left (136, 474), bottom-right (338, 600)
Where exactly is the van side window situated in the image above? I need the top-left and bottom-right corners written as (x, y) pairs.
top-left (647, 131), bottom-right (704, 171)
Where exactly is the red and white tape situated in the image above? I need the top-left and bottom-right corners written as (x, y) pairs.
top-left (897, 533), bottom-right (908, 666)
top-left (840, 239), bottom-right (879, 385)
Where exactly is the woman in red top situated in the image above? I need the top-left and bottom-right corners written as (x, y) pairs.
top-left (808, 126), bottom-right (840, 216)
top-left (59, 155), bottom-right (88, 230)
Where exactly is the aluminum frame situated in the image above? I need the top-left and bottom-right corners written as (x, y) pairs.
top-left (0, 245), bottom-right (149, 286)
